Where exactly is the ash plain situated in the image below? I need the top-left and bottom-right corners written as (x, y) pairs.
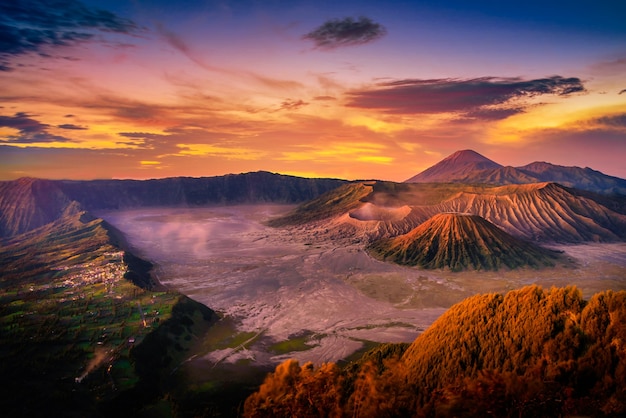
top-left (100, 205), bottom-right (626, 368)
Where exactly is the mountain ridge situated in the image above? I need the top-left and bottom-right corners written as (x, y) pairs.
top-left (0, 171), bottom-right (348, 238)
top-left (405, 150), bottom-right (626, 195)
top-left (272, 181), bottom-right (626, 244)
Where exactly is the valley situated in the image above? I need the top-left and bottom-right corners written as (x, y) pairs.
top-left (2, 150), bottom-right (626, 416)
top-left (99, 204), bottom-right (626, 371)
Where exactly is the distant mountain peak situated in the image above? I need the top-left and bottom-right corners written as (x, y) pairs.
top-left (405, 151), bottom-right (626, 194)
top-left (405, 150), bottom-right (502, 183)
top-left (443, 149), bottom-right (500, 165)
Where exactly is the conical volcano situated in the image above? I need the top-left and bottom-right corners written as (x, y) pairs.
top-left (368, 212), bottom-right (560, 271)
top-left (405, 150), bottom-right (502, 183)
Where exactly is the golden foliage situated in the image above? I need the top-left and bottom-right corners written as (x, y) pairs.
top-left (244, 286), bottom-right (626, 417)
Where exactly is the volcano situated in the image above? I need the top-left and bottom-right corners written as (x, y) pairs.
top-left (405, 150), bottom-right (626, 194)
top-left (368, 212), bottom-right (560, 271)
top-left (404, 150), bottom-right (502, 183)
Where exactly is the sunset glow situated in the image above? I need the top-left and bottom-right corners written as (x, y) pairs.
top-left (1, 0), bottom-right (625, 181)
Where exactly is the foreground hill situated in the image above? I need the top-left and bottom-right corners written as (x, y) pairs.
top-left (244, 286), bottom-right (626, 417)
top-left (271, 181), bottom-right (626, 244)
top-left (0, 172), bottom-right (347, 238)
top-left (368, 213), bottom-right (560, 271)
top-left (406, 149), bottom-right (626, 195)
top-left (0, 211), bottom-right (218, 416)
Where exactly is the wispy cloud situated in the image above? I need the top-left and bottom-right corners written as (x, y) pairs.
top-left (346, 76), bottom-right (586, 119)
top-left (592, 113), bottom-right (626, 128)
top-left (155, 23), bottom-right (219, 72)
top-left (0, 112), bottom-right (73, 143)
top-left (619, 89), bottom-right (626, 95)
top-left (278, 99), bottom-right (308, 111)
top-left (303, 16), bottom-right (387, 50)
top-left (57, 123), bottom-right (88, 130)
top-left (0, 0), bottom-right (138, 70)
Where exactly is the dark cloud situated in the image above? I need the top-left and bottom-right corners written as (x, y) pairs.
top-left (346, 76), bottom-right (585, 119)
top-left (278, 99), bottom-right (308, 111)
top-left (303, 16), bottom-right (387, 49)
top-left (0, 0), bottom-right (138, 70)
top-left (0, 112), bottom-right (72, 143)
top-left (57, 123), bottom-right (87, 130)
top-left (593, 113), bottom-right (626, 128)
top-left (619, 89), bottom-right (626, 95)
top-left (464, 107), bottom-right (525, 121)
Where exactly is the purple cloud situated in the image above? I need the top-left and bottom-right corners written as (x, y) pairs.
top-left (0, 112), bottom-right (72, 143)
top-left (303, 16), bottom-right (387, 49)
top-left (0, 0), bottom-right (138, 70)
top-left (278, 99), bottom-right (308, 111)
top-left (57, 123), bottom-right (87, 130)
top-left (346, 76), bottom-right (585, 120)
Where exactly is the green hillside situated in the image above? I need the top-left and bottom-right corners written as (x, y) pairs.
top-left (0, 212), bottom-right (218, 416)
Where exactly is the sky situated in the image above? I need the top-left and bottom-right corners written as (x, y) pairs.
top-left (1, 0), bottom-right (625, 181)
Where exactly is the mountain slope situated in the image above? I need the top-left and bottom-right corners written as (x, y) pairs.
top-left (405, 149), bottom-right (501, 183)
top-left (368, 213), bottom-right (559, 270)
top-left (0, 172), bottom-right (347, 238)
top-left (267, 182), bottom-right (373, 226)
top-left (405, 149), bottom-right (626, 195)
top-left (401, 286), bottom-right (626, 411)
top-left (244, 286), bottom-right (626, 417)
top-left (59, 171), bottom-right (348, 210)
top-left (274, 181), bottom-right (626, 244)
top-left (517, 161), bottom-right (626, 194)
top-left (0, 177), bottom-right (80, 237)
top-left (437, 182), bottom-right (626, 242)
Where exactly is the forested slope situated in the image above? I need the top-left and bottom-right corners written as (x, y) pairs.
top-left (244, 286), bottom-right (626, 417)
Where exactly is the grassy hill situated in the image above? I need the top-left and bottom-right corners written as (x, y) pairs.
top-left (243, 285), bottom-right (626, 417)
top-left (0, 211), bottom-right (218, 416)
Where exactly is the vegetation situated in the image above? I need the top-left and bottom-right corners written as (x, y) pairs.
top-left (244, 285), bottom-right (626, 417)
top-left (0, 212), bottom-right (217, 417)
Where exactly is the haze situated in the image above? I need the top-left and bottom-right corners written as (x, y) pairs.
top-left (100, 205), bottom-right (626, 366)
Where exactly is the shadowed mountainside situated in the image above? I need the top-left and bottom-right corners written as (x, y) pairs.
top-left (59, 171), bottom-right (347, 210)
top-left (244, 286), bottom-right (626, 417)
top-left (0, 172), bottom-right (347, 238)
top-left (368, 213), bottom-right (560, 271)
top-left (0, 177), bottom-right (79, 237)
top-left (406, 150), bottom-right (626, 195)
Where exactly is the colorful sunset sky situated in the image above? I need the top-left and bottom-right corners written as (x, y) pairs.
top-left (1, 0), bottom-right (625, 181)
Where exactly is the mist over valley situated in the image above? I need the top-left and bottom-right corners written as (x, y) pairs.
top-left (3, 151), bottom-right (626, 416)
top-left (99, 202), bottom-right (626, 369)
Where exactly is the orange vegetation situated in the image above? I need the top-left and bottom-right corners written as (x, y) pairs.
top-left (244, 285), bottom-right (626, 417)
